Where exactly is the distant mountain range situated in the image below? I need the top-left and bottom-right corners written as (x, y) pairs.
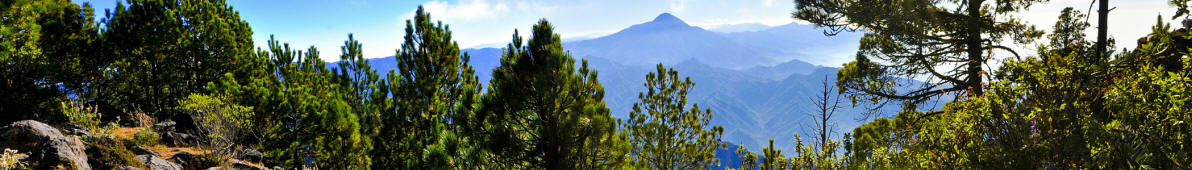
top-left (564, 13), bottom-right (776, 69)
top-left (706, 23), bottom-right (773, 33)
top-left (335, 13), bottom-right (887, 153)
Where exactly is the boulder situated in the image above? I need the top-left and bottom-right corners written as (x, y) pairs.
top-left (230, 159), bottom-right (264, 170)
top-left (153, 121), bottom-right (176, 132)
top-left (131, 146), bottom-right (157, 156)
top-left (120, 112), bottom-right (154, 128)
top-left (160, 131), bottom-right (196, 146)
top-left (136, 155), bottom-right (181, 170)
top-left (170, 151), bottom-right (200, 169)
top-left (61, 123), bottom-right (92, 136)
top-left (0, 120), bottom-right (91, 170)
top-left (236, 148), bottom-right (263, 163)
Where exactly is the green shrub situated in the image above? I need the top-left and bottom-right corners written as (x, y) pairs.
top-left (82, 136), bottom-right (143, 169)
top-left (95, 122), bottom-right (120, 137)
top-left (129, 128), bottom-right (159, 146)
top-left (176, 94), bottom-right (254, 163)
top-left (60, 99), bottom-right (101, 130)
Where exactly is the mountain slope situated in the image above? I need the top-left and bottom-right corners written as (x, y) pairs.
top-left (339, 13), bottom-right (885, 153)
top-left (724, 22), bottom-right (864, 66)
top-left (564, 13), bottom-right (778, 69)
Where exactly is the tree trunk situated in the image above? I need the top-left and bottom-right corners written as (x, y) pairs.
top-left (965, 0), bottom-right (985, 97)
top-left (1096, 0), bottom-right (1108, 62)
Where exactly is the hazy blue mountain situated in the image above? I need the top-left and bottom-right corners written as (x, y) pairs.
top-left (724, 22), bottom-right (864, 66)
top-left (713, 142), bottom-right (747, 169)
top-left (330, 47), bottom-right (504, 85)
top-left (337, 13), bottom-right (891, 154)
top-left (564, 13), bottom-right (778, 69)
top-left (706, 22), bottom-right (773, 33)
top-left (742, 58), bottom-right (818, 80)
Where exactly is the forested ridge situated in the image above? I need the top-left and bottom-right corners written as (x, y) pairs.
top-left (2, 0), bottom-right (1191, 169)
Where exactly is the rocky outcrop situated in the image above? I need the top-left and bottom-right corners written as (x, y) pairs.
top-left (131, 146), bottom-right (158, 156)
top-left (230, 159), bottom-right (264, 170)
top-left (236, 149), bottom-right (263, 163)
top-left (61, 123), bottom-right (92, 136)
top-left (153, 121), bottom-right (176, 132)
top-left (0, 120), bottom-right (91, 170)
top-left (161, 131), bottom-right (197, 146)
top-left (171, 151), bottom-right (204, 169)
top-left (136, 155), bottom-right (181, 170)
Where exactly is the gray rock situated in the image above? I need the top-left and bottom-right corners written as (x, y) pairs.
top-left (115, 166), bottom-right (143, 170)
top-left (61, 123), bottom-right (92, 136)
top-left (237, 148), bottom-right (263, 163)
top-left (231, 159), bottom-right (264, 170)
top-left (154, 121), bottom-right (176, 128)
top-left (153, 121), bottom-right (176, 132)
top-left (132, 146), bottom-right (158, 156)
top-left (170, 151), bottom-right (199, 169)
top-left (161, 131), bottom-right (196, 146)
top-left (0, 120), bottom-right (91, 170)
top-left (136, 155), bottom-right (182, 170)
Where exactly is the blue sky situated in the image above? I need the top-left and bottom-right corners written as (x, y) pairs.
top-left (73, 0), bottom-right (1180, 63)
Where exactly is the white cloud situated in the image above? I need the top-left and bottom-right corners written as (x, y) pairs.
top-left (763, 0), bottom-right (775, 7)
top-left (417, 0), bottom-right (511, 21)
top-left (669, 0), bottom-right (688, 13)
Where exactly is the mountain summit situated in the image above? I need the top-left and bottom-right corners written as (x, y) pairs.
top-left (649, 13), bottom-right (688, 27)
top-left (618, 13), bottom-right (695, 33)
top-left (565, 13), bottom-right (774, 69)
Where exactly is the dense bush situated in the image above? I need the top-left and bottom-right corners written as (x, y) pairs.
top-left (82, 136), bottom-right (143, 169)
top-left (128, 128), bottom-right (158, 146)
top-left (176, 93), bottom-right (254, 163)
top-left (60, 99), bottom-right (101, 130)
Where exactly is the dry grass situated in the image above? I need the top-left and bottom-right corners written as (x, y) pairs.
top-left (110, 126), bottom-right (146, 140)
top-left (105, 126), bottom-right (266, 169)
top-left (144, 145), bottom-right (209, 159)
top-left (108, 126), bottom-right (210, 158)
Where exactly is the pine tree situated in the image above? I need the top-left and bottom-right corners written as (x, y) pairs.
top-left (624, 64), bottom-right (723, 169)
top-left (99, 0), bottom-right (255, 118)
top-left (476, 20), bottom-right (627, 169)
top-left (792, 0), bottom-right (1045, 115)
top-left (0, 0), bottom-right (101, 123)
top-left (373, 6), bottom-right (482, 169)
top-left (208, 36), bottom-right (371, 168)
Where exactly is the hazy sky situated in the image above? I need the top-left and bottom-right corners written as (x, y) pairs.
top-left (73, 0), bottom-right (1181, 63)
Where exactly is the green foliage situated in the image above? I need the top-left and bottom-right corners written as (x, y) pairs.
top-left (624, 64), bottom-right (724, 169)
top-left (732, 135), bottom-right (842, 170)
top-left (793, 0), bottom-right (1046, 114)
top-left (475, 20), bottom-right (628, 169)
top-left (176, 93), bottom-right (254, 158)
top-left (331, 34), bottom-right (393, 168)
top-left (205, 35), bottom-right (372, 168)
top-left (368, 6), bottom-right (483, 169)
top-left (129, 128), bottom-right (158, 146)
top-left (0, 0), bottom-right (99, 124)
top-left (83, 136), bottom-right (144, 170)
top-left (60, 99), bottom-right (101, 130)
top-left (98, 0), bottom-right (255, 118)
top-left (837, 8), bottom-right (1192, 169)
